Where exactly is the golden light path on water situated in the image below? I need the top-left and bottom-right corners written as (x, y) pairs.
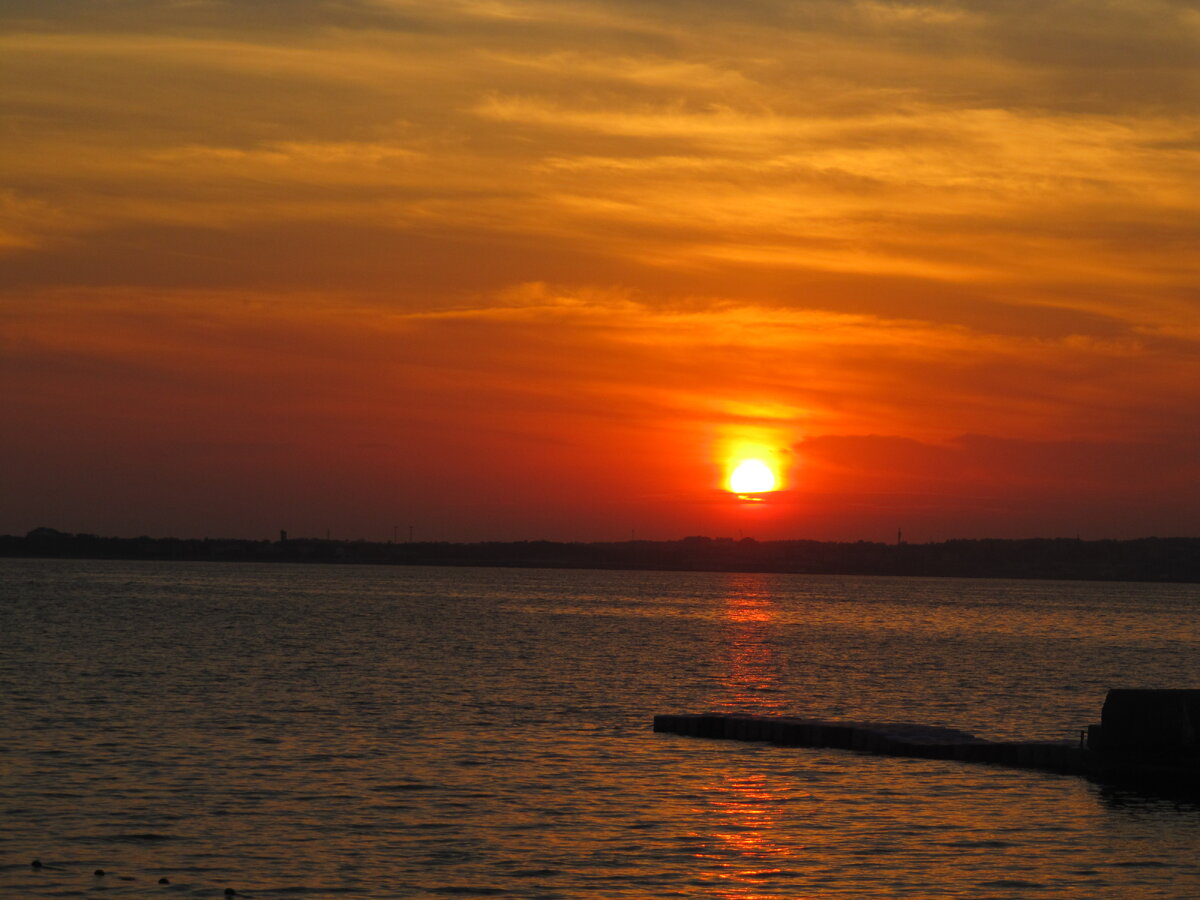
top-left (693, 584), bottom-right (798, 898)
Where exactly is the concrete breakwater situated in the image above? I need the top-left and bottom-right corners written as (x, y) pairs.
top-left (654, 691), bottom-right (1200, 785)
top-left (653, 713), bottom-right (1088, 775)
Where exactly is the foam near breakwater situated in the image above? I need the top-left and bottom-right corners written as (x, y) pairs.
top-left (653, 713), bottom-right (1090, 774)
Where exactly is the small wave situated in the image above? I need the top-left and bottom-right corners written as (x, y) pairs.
top-left (742, 868), bottom-right (804, 880)
top-left (978, 879), bottom-right (1047, 888)
top-left (105, 833), bottom-right (178, 842)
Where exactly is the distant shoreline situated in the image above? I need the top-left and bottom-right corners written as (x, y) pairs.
top-left (4, 528), bottom-right (1199, 584)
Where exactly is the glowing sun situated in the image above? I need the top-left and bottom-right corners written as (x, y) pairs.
top-left (729, 459), bottom-right (777, 494)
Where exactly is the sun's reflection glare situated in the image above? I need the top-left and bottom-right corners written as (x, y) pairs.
top-left (692, 772), bottom-right (814, 898)
top-left (720, 577), bottom-right (786, 713)
top-left (689, 575), bottom-right (814, 897)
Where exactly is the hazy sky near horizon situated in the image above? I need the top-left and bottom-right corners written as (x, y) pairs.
top-left (3, 0), bottom-right (1199, 542)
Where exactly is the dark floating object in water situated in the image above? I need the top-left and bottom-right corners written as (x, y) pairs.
top-left (31, 859), bottom-right (43, 869)
top-left (94, 869), bottom-right (106, 876)
top-left (225, 889), bottom-right (237, 896)
top-left (159, 877), bottom-right (170, 884)
top-left (654, 689), bottom-right (1200, 786)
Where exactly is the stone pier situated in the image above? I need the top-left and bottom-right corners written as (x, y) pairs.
top-left (652, 713), bottom-right (1089, 775)
top-left (654, 691), bottom-right (1200, 785)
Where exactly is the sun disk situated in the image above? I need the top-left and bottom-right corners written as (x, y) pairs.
top-left (729, 459), bottom-right (777, 494)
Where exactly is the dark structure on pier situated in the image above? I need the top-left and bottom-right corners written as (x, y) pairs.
top-left (1087, 689), bottom-right (1200, 782)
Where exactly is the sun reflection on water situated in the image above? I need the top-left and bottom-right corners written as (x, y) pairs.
top-left (692, 771), bottom-right (815, 898)
top-left (690, 575), bottom-right (817, 896)
top-left (720, 576), bottom-right (788, 713)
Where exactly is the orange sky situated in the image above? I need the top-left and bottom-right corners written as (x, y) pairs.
top-left (3, 0), bottom-right (1199, 542)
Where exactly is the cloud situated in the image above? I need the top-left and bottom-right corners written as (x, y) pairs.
top-left (5, 12), bottom-right (1196, 333)
top-left (8, 282), bottom-right (1195, 441)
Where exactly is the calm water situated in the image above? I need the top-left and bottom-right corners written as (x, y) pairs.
top-left (2, 559), bottom-right (1199, 898)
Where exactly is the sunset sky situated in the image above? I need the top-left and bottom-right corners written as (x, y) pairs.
top-left (3, 0), bottom-right (1199, 543)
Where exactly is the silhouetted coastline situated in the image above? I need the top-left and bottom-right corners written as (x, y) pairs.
top-left (4, 528), bottom-right (1199, 583)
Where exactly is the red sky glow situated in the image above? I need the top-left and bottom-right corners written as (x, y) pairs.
top-left (3, 1), bottom-right (1199, 543)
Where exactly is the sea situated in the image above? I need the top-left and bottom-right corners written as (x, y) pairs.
top-left (2, 557), bottom-right (1199, 899)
